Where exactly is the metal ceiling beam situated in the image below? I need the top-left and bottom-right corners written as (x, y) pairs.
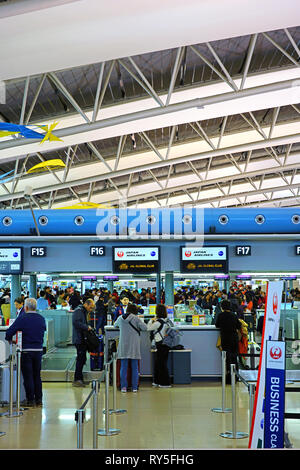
top-left (239, 33), bottom-right (258, 90)
top-left (97, 152), bottom-right (300, 207)
top-left (25, 73), bottom-right (47, 125)
top-left (15, 148), bottom-right (300, 210)
top-left (19, 77), bottom-right (30, 125)
top-left (92, 62), bottom-right (105, 123)
top-left (262, 32), bottom-right (300, 68)
top-left (164, 180), bottom-right (300, 208)
top-left (47, 72), bottom-right (90, 124)
top-left (0, 78), bottom-right (298, 156)
top-left (165, 47), bottom-right (185, 106)
top-left (127, 56), bottom-right (164, 107)
top-left (206, 42), bottom-right (238, 92)
top-left (1, 132), bottom-right (300, 204)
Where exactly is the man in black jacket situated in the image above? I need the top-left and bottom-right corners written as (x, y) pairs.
top-left (72, 298), bottom-right (95, 387)
top-left (215, 299), bottom-right (241, 384)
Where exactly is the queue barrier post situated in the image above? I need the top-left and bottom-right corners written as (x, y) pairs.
top-left (92, 380), bottom-right (99, 449)
top-left (211, 350), bottom-right (232, 413)
top-left (76, 409), bottom-right (85, 449)
top-left (109, 352), bottom-right (127, 415)
top-left (0, 346), bottom-right (23, 418)
top-left (248, 383), bottom-right (256, 434)
top-left (98, 361), bottom-right (120, 436)
top-left (220, 364), bottom-right (248, 440)
top-left (75, 380), bottom-right (100, 449)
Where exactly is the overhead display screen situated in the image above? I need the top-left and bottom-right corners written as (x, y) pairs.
top-left (0, 247), bottom-right (23, 274)
top-left (113, 247), bottom-right (160, 274)
top-left (180, 246), bottom-right (228, 273)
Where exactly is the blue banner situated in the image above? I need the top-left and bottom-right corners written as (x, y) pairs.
top-left (264, 341), bottom-right (286, 448)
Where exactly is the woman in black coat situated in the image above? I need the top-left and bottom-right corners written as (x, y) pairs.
top-left (215, 299), bottom-right (241, 383)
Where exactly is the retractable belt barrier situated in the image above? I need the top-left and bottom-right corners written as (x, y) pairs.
top-left (0, 337), bottom-right (24, 419)
top-left (75, 379), bottom-right (102, 449)
top-left (75, 351), bottom-right (128, 448)
top-left (219, 364), bottom-right (249, 440)
top-left (211, 351), bottom-right (231, 414)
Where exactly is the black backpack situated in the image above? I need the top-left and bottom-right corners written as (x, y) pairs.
top-left (84, 328), bottom-right (101, 352)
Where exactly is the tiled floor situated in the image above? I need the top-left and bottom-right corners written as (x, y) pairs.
top-left (0, 379), bottom-right (298, 450)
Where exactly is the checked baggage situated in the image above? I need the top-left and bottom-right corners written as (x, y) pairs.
top-left (89, 334), bottom-right (104, 371)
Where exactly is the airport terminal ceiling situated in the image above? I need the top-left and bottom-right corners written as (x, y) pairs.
top-left (0, 1), bottom-right (299, 212)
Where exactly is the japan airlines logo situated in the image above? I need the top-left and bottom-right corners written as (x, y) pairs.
top-left (185, 251), bottom-right (192, 257)
top-left (273, 293), bottom-right (278, 315)
top-left (117, 251), bottom-right (124, 258)
top-left (270, 346), bottom-right (282, 360)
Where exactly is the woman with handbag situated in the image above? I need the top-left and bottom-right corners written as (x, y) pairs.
top-left (114, 303), bottom-right (147, 393)
top-left (147, 304), bottom-right (174, 389)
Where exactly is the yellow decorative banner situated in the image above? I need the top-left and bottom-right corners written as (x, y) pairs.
top-left (27, 159), bottom-right (66, 174)
top-left (57, 202), bottom-right (112, 209)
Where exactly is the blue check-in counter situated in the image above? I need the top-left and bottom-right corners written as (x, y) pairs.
top-left (104, 325), bottom-right (222, 378)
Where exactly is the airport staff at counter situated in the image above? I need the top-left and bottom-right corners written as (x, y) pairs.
top-left (14, 297), bottom-right (25, 318)
top-left (113, 295), bottom-right (144, 322)
top-left (5, 298), bottom-right (46, 407)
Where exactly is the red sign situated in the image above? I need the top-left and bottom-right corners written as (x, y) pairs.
top-left (117, 251), bottom-right (124, 258)
top-left (185, 251), bottom-right (191, 257)
top-left (273, 293), bottom-right (278, 315)
top-left (270, 346), bottom-right (282, 360)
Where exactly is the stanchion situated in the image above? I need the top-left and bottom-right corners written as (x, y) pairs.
top-left (92, 380), bottom-right (99, 449)
top-left (220, 364), bottom-right (248, 439)
top-left (108, 352), bottom-right (127, 415)
top-left (0, 348), bottom-right (23, 418)
top-left (76, 409), bottom-right (85, 449)
top-left (75, 380), bottom-right (100, 449)
top-left (211, 351), bottom-right (232, 413)
top-left (248, 383), bottom-right (256, 433)
top-left (15, 348), bottom-right (23, 414)
top-left (98, 362), bottom-right (120, 436)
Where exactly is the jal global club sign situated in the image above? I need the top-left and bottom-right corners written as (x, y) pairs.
top-left (180, 246), bottom-right (228, 274)
top-left (113, 247), bottom-right (160, 273)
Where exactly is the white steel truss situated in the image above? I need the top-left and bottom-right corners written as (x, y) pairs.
top-left (0, 26), bottom-right (300, 211)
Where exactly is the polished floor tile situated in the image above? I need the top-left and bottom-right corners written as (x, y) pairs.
top-left (0, 380), bottom-right (298, 449)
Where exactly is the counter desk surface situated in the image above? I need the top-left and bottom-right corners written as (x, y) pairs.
top-left (104, 324), bottom-right (222, 378)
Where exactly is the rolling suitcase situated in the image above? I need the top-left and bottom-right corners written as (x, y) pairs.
top-left (89, 335), bottom-right (104, 371)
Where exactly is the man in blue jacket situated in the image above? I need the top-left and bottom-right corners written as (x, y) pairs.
top-left (72, 298), bottom-right (95, 387)
top-left (5, 298), bottom-right (46, 407)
